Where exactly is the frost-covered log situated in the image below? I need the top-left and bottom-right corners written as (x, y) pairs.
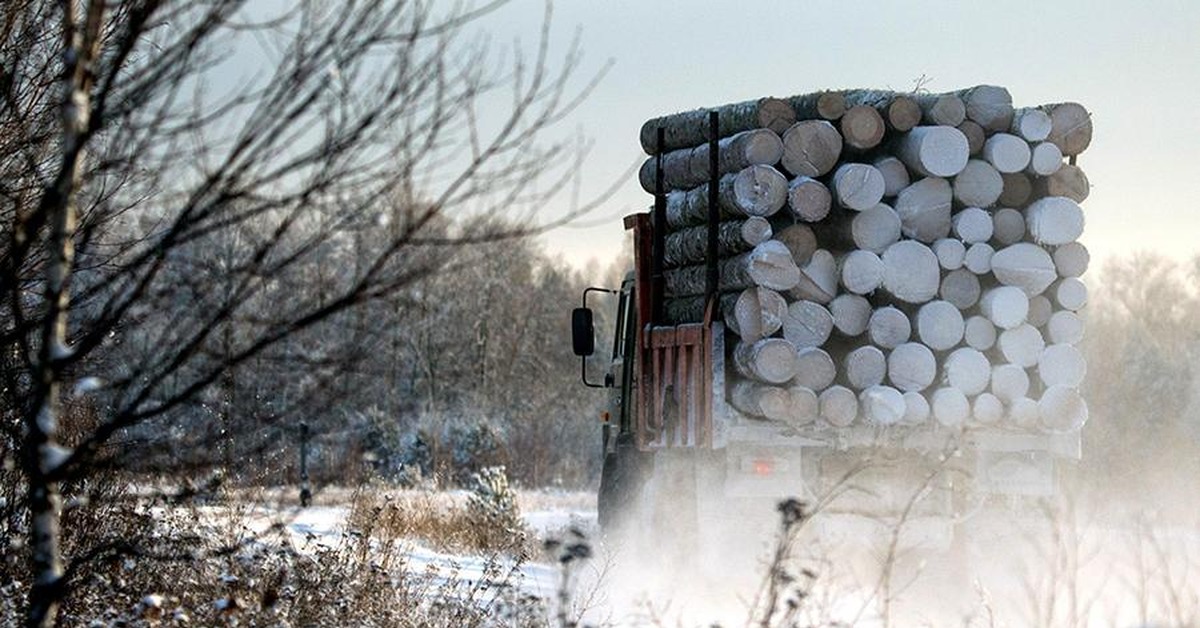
top-left (849, 204), bottom-right (903, 254)
top-left (932, 238), bottom-right (966, 270)
top-left (956, 85), bottom-right (1014, 132)
top-left (868, 306), bottom-right (911, 350)
top-left (773, 223), bottom-right (818, 266)
top-left (788, 249), bottom-right (839, 304)
top-left (831, 163), bottom-right (886, 211)
top-left (860, 385), bottom-right (906, 425)
top-left (782, 299), bottom-right (834, 349)
top-left (844, 345), bottom-right (887, 390)
top-left (932, 387), bottom-right (970, 427)
top-left (940, 268), bottom-right (981, 309)
top-left (894, 177), bottom-right (952, 243)
top-left (1047, 310), bottom-right (1084, 345)
top-left (665, 166), bottom-right (788, 229)
top-left (881, 240), bottom-right (940, 303)
top-left (664, 240), bottom-right (799, 296)
top-left (1025, 196), bottom-right (1085, 246)
top-left (820, 385), bottom-right (858, 427)
top-left (1027, 294), bottom-right (1053, 327)
top-left (780, 120), bottom-right (843, 177)
top-left (840, 105), bottom-right (887, 151)
top-left (1010, 107), bottom-right (1052, 142)
top-left (1010, 397), bottom-right (1040, 428)
top-left (999, 171), bottom-right (1033, 207)
top-left (979, 286), bottom-right (1030, 329)
top-left (982, 133), bottom-right (1032, 174)
top-left (793, 347), bottom-right (837, 391)
top-left (786, 177), bottom-right (832, 222)
top-left (916, 300), bottom-right (965, 351)
top-left (1027, 142), bottom-right (1063, 176)
top-left (952, 206), bottom-right (994, 243)
top-left (963, 242), bottom-right (995, 275)
top-left (944, 347), bottom-right (991, 396)
top-left (874, 156), bottom-right (911, 198)
top-left (991, 363), bottom-right (1031, 404)
top-left (991, 243), bottom-right (1057, 296)
top-left (963, 315), bottom-right (997, 351)
top-left (914, 93), bottom-right (966, 127)
top-left (974, 393), bottom-right (1005, 425)
top-left (998, 324), bottom-right (1045, 368)
top-left (1054, 277), bottom-right (1088, 311)
top-left (730, 380), bottom-right (792, 421)
top-left (887, 342), bottom-right (937, 392)
top-left (830, 293), bottom-right (872, 337)
top-left (663, 217), bottom-right (772, 268)
top-left (727, 287), bottom-right (788, 342)
top-left (895, 126), bottom-right (970, 178)
top-left (842, 89), bottom-right (922, 132)
top-left (640, 97), bottom-right (796, 154)
top-left (734, 337), bottom-right (800, 384)
top-left (1039, 344), bottom-right (1086, 388)
top-left (839, 249), bottom-right (885, 295)
top-left (952, 159), bottom-right (1003, 208)
top-left (1042, 102), bottom-right (1093, 156)
top-left (991, 208), bottom-right (1026, 246)
top-left (957, 120), bottom-right (986, 156)
top-left (1053, 242), bottom-right (1090, 278)
top-left (1039, 385), bottom-right (1088, 432)
top-left (787, 386), bottom-right (821, 426)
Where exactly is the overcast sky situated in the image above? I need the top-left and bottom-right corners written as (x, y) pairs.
top-left (467, 0), bottom-right (1200, 275)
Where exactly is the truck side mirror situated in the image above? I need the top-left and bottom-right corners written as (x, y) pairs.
top-left (572, 307), bottom-right (595, 356)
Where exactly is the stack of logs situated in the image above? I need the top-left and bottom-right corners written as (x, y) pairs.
top-left (643, 85), bottom-right (1091, 432)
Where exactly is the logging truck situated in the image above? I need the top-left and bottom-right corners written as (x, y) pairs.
top-left (572, 89), bottom-right (1091, 561)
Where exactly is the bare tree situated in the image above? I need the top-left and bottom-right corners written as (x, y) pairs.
top-left (0, 0), bottom-right (604, 624)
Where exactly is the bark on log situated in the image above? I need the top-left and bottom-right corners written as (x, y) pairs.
top-left (844, 346), bottom-right (887, 390)
top-left (979, 286), bottom-right (1030, 330)
top-left (1054, 277), bottom-right (1088, 311)
top-left (874, 156), bottom-right (911, 198)
top-left (1026, 196), bottom-right (1085, 246)
top-left (786, 176), bottom-right (832, 222)
top-left (1027, 142), bottom-right (1063, 176)
top-left (991, 242), bottom-right (1057, 296)
top-left (983, 133), bottom-right (1032, 174)
top-left (780, 120), bottom-right (843, 177)
top-left (1009, 397), bottom-right (1040, 429)
top-left (1038, 344), bottom-right (1086, 388)
top-left (881, 240), bottom-right (940, 303)
top-left (664, 217), bottom-right (772, 268)
top-left (1047, 310), bottom-right (1084, 345)
top-left (916, 300), bottom-right (965, 351)
top-left (953, 206), bottom-right (995, 244)
top-left (991, 207), bottom-right (1026, 246)
top-left (999, 172), bottom-right (1033, 207)
top-left (1053, 242), bottom-right (1090, 278)
top-left (1026, 294), bottom-right (1053, 328)
top-left (940, 268), bottom-right (981, 310)
top-left (832, 163), bottom-right (886, 211)
top-left (640, 97), bottom-right (796, 154)
top-left (963, 315), bottom-right (997, 351)
top-left (830, 293), bottom-right (872, 336)
top-left (729, 380), bottom-right (792, 421)
top-left (974, 393), bottom-right (1005, 425)
top-left (953, 159), bottom-right (1004, 208)
top-left (956, 85), bottom-right (1014, 132)
top-left (839, 249), bottom-right (885, 295)
top-left (887, 342), bottom-right (937, 392)
top-left (944, 347), bottom-right (991, 395)
top-left (851, 204), bottom-right (902, 254)
top-left (664, 293), bottom-right (738, 325)
top-left (793, 347), bottom-right (837, 391)
top-left (665, 240), bottom-right (799, 297)
top-left (1038, 163), bottom-right (1089, 202)
top-left (1042, 102), bottom-right (1093, 156)
top-left (902, 391), bottom-right (931, 425)
top-left (638, 128), bottom-right (784, 192)
top-left (957, 120), bottom-right (986, 156)
top-left (789, 90), bottom-right (847, 121)
top-left (895, 177), bottom-right (952, 243)
top-left (933, 237), bottom-right (966, 270)
top-left (734, 337), bottom-right (800, 384)
top-left (665, 165), bottom-right (788, 229)
top-left (840, 105), bottom-right (886, 151)
top-left (773, 223), bottom-right (818, 266)
top-left (842, 89), bottom-right (922, 132)
top-left (789, 249), bottom-right (838, 304)
top-left (868, 306), bottom-right (912, 350)
top-left (895, 126), bottom-right (970, 178)
top-left (991, 363), bottom-right (1030, 405)
top-left (963, 242), bottom-right (995, 275)
top-left (728, 287), bottom-right (788, 342)
top-left (860, 385), bottom-right (906, 425)
top-left (932, 387), bottom-right (970, 427)
top-left (1039, 385), bottom-right (1088, 432)
top-left (1010, 107), bottom-right (1053, 142)
top-left (820, 385), bottom-right (859, 427)
top-left (782, 299), bottom-right (834, 349)
top-left (998, 324), bottom-right (1045, 368)
top-left (914, 93), bottom-right (966, 127)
